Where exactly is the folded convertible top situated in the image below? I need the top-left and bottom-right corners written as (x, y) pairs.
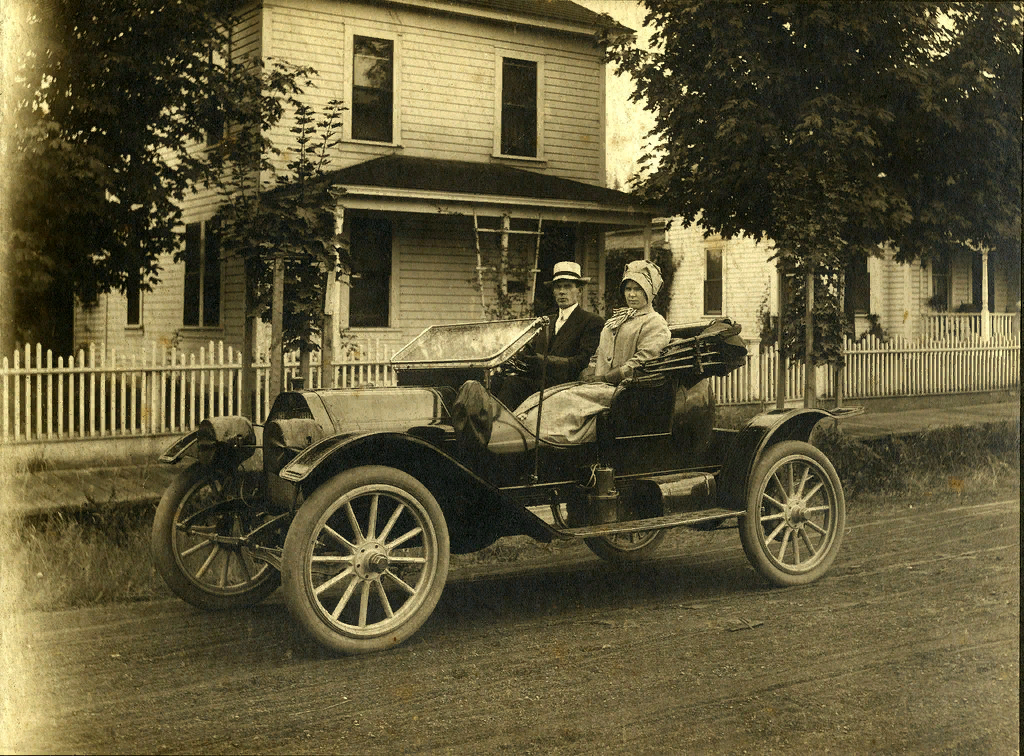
top-left (638, 318), bottom-right (748, 379)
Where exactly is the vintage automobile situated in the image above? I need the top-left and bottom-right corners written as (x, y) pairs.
top-left (153, 317), bottom-right (848, 655)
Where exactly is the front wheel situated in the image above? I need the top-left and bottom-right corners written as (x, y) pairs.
top-left (739, 441), bottom-right (845, 586)
top-left (152, 463), bottom-right (281, 610)
top-left (281, 466), bottom-right (449, 655)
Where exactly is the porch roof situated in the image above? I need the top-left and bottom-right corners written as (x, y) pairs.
top-left (320, 155), bottom-right (663, 226)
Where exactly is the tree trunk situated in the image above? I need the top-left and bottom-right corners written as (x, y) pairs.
top-left (804, 269), bottom-right (816, 408)
top-left (775, 264), bottom-right (786, 410)
top-left (835, 271), bottom-right (845, 408)
top-left (269, 256), bottom-right (285, 406)
top-left (240, 257), bottom-right (256, 420)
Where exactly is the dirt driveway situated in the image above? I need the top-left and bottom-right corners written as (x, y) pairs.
top-left (4, 486), bottom-right (1019, 755)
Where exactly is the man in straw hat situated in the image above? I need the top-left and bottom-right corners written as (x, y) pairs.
top-left (496, 261), bottom-right (603, 409)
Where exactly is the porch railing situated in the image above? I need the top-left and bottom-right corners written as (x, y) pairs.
top-left (922, 312), bottom-right (1018, 341)
top-left (2, 332), bottom-right (1019, 444)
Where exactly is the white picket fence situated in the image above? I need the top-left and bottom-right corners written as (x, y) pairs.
top-left (0, 339), bottom-right (402, 443)
top-left (709, 333), bottom-right (1020, 405)
top-left (1, 333), bottom-right (1019, 443)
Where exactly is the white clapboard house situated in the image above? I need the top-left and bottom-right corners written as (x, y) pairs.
top-left (73, 0), bottom-right (656, 363)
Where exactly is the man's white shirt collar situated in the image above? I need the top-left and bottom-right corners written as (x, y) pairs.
top-left (557, 303), bottom-right (578, 321)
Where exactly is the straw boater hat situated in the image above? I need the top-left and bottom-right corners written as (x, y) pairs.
top-left (545, 261), bottom-right (591, 286)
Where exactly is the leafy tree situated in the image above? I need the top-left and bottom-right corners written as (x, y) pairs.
top-left (3, 0), bottom-right (237, 353)
top-left (213, 93), bottom-right (348, 359)
top-left (605, 1), bottom-right (1022, 364)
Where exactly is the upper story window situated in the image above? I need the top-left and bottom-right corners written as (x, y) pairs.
top-left (202, 51), bottom-right (226, 145)
top-left (352, 36), bottom-right (394, 143)
top-left (496, 53), bottom-right (543, 159)
top-left (183, 220), bottom-right (221, 328)
top-left (703, 247), bottom-right (723, 316)
top-left (348, 217), bottom-right (392, 328)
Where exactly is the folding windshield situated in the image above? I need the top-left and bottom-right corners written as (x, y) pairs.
top-left (391, 318), bottom-right (546, 370)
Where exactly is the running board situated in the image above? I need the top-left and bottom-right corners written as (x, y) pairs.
top-left (556, 508), bottom-right (742, 539)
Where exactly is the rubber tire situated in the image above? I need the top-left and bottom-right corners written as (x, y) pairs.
top-left (584, 530), bottom-right (667, 562)
top-left (281, 466), bottom-right (450, 655)
top-left (739, 440), bottom-right (845, 586)
top-left (152, 462), bottom-right (281, 610)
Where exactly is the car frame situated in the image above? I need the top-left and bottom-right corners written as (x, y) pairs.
top-left (153, 317), bottom-right (849, 654)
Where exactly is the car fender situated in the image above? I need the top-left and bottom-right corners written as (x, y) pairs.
top-left (279, 430), bottom-right (552, 548)
top-left (158, 431), bottom-right (199, 463)
top-left (717, 409), bottom-right (835, 511)
top-left (278, 431), bottom-right (482, 485)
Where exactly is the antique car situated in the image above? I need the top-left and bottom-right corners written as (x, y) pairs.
top-left (152, 317), bottom-right (848, 655)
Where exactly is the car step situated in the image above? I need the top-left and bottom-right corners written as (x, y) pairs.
top-left (556, 508), bottom-right (742, 538)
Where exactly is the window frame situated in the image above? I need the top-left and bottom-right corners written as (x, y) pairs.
top-left (703, 246), bottom-right (724, 317)
top-left (344, 28), bottom-right (402, 146)
top-left (494, 49), bottom-right (545, 161)
top-left (181, 220), bottom-right (223, 329)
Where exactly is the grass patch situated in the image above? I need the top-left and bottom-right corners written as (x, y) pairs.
top-left (3, 504), bottom-right (171, 612)
top-left (815, 419), bottom-right (1020, 501)
top-left (4, 420), bottom-right (1018, 612)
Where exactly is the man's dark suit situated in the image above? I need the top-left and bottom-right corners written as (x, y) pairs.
top-left (496, 306), bottom-right (604, 410)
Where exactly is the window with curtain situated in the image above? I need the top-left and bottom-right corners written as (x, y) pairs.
top-left (352, 36), bottom-right (394, 142)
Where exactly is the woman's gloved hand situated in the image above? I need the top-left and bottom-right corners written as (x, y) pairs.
top-left (601, 367), bottom-right (625, 385)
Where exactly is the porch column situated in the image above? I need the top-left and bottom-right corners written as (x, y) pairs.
top-left (902, 261), bottom-right (914, 341)
top-left (980, 248), bottom-right (991, 342)
top-left (642, 223), bottom-right (652, 261)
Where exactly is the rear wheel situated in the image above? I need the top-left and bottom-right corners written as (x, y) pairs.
top-left (739, 441), bottom-right (845, 586)
top-left (584, 530), bottom-right (667, 562)
top-left (152, 463), bottom-right (280, 610)
top-left (281, 466), bottom-right (449, 655)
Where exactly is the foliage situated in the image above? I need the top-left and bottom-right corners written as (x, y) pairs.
top-left (602, 246), bottom-right (676, 317)
top-left (212, 86), bottom-right (348, 356)
top-left (3, 0), bottom-right (240, 351)
top-left (603, 1), bottom-right (1022, 363)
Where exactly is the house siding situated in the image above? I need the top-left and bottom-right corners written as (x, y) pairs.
top-left (664, 223), bottom-right (773, 342)
top-left (265, 0), bottom-right (604, 184)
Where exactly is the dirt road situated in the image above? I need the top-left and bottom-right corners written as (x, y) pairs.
top-left (4, 487), bottom-right (1019, 754)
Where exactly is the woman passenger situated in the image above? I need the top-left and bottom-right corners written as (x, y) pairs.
top-left (514, 259), bottom-right (671, 444)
